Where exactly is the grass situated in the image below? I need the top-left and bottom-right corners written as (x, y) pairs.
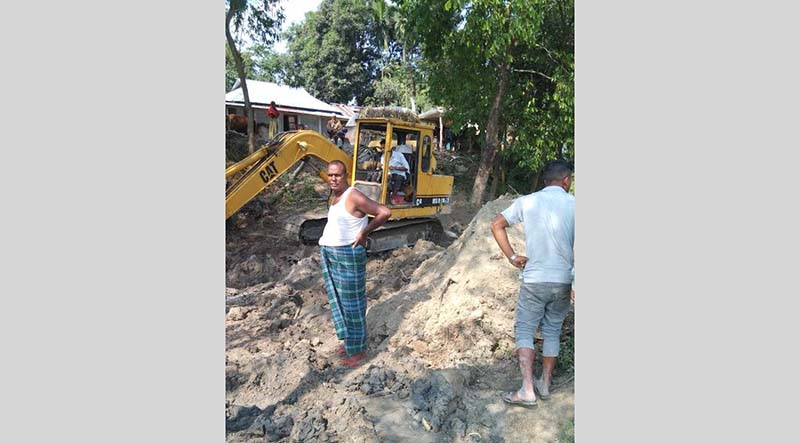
top-left (556, 335), bottom-right (575, 373)
top-left (556, 418), bottom-right (575, 443)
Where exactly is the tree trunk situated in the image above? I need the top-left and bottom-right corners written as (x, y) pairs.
top-left (438, 115), bottom-right (443, 151)
top-left (488, 126), bottom-right (508, 200)
top-left (405, 45), bottom-right (417, 113)
top-left (502, 127), bottom-right (512, 190)
top-left (488, 152), bottom-right (501, 201)
top-left (410, 72), bottom-right (417, 113)
top-left (226, 7), bottom-right (256, 154)
top-left (470, 62), bottom-right (510, 208)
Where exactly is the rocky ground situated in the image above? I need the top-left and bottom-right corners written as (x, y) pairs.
top-left (225, 150), bottom-right (575, 443)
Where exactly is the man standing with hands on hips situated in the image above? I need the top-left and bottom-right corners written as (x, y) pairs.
top-left (490, 160), bottom-right (575, 407)
top-left (318, 160), bottom-right (391, 368)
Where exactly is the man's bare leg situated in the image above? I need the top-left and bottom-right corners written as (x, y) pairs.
top-left (511, 347), bottom-right (537, 401)
top-left (534, 355), bottom-right (557, 399)
top-left (542, 356), bottom-right (556, 385)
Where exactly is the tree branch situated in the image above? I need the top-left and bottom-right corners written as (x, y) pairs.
top-left (534, 43), bottom-right (570, 72)
top-left (511, 68), bottom-right (553, 81)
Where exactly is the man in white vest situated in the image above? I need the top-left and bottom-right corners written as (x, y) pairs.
top-left (318, 160), bottom-right (391, 368)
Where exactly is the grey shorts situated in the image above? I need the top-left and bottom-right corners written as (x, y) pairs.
top-left (514, 282), bottom-right (572, 356)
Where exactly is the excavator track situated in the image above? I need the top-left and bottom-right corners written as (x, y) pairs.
top-left (295, 217), bottom-right (444, 253)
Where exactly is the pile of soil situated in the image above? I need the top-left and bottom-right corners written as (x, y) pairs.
top-left (226, 166), bottom-right (331, 288)
top-left (226, 194), bottom-right (575, 443)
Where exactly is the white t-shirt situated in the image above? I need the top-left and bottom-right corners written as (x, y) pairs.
top-left (380, 150), bottom-right (410, 177)
top-left (501, 186), bottom-right (574, 284)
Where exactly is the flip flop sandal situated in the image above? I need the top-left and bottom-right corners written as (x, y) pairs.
top-left (502, 391), bottom-right (537, 408)
top-left (341, 353), bottom-right (366, 368)
top-left (534, 377), bottom-right (551, 400)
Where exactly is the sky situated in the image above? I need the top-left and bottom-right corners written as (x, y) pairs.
top-left (274, 0), bottom-right (322, 53)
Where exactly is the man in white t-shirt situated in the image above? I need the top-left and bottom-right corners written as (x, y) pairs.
top-left (378, 140), bottom-right (410, 201)
top-left (490, 160), bottom-right (575, 407)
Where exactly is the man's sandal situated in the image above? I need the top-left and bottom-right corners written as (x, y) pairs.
top-left (341, 353), bottom-right (366, 368)
top-left (534, 377), bottom-right (551, 400)
top-left (502, 390), bottom-right (537, 408)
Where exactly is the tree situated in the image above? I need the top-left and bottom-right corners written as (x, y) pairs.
top-left (364, 61), bottom-right (433, 111)
top-left (225, 44), bottom-right (290, 88)
top-left (226, 44), bottom-right (256, 91)
top-left (225, 0), bottom-right (283, 154)
top-left (499, 0), bottom-right (574, 192)
top-left (250, 45), bottom-right (289, 84)
top-left (283, 0), bottom-right (380, 104)
top-left (401, 0), bottom-right (574, 207)
top-left (370, 0), bottom-right (392, 56)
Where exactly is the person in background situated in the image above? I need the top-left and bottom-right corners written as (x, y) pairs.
top-left (327, 114), bottom-right (342, 139)
top-left (267, 101), bottom-right (280, 138)
top-left (378, 139), bottom-right (410, 202)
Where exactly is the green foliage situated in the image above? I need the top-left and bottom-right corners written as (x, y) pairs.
top-left (283, 0), bottom-right (381, 103)
top-left (363, 63), bottom-right (433, 110)
top-left (226, 44), bottom-right (256, 91)
top-left (225, 0), bottom-right (284, 153)
top-left (227, 0), bottom-right (284, 47)
top-left (370, 0), bottom-right (394, 54)
top-left (250, 44), bottom-right (290, 84)
top-left (400, 0), bottom-right (574, 193)
top-left (557, 418), bottom-right (575, 443)
top-left (277, 0), bottom-right (427, 109)
top-left (225, 44), bottom-right (291, 90)
top-left (556, 334), bottom-right (574, 373)
top-left (365, 70), bottom-right (407, 106)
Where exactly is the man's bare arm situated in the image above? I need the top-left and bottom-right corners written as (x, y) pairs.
top-left (349, 189), bottom-right (392, 247)
top-left (490, 214), bottom-right (527, 269)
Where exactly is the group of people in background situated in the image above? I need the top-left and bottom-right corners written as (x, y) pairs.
top-left (432, 128), bottom-right (456, 151)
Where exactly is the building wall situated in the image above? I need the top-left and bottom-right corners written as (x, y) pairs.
top-left (227, 104), bottom-right (329, 135)
top-left (298, 114), bottom-right (323, 133)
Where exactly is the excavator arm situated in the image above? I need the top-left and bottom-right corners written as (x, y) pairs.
top-left (226, 131), bottom-right (353, 219)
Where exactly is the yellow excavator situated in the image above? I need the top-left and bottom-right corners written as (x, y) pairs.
top-left (225, 114), bottom-right (454, 252)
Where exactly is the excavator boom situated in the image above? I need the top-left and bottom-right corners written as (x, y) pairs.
top-left (225, 131), bottom-right (352, 219)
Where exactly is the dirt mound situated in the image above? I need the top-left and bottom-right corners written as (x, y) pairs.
top-left (226, 194), bottom-right (574, 442)
top-left (226, 168), bottom-right (331, 289)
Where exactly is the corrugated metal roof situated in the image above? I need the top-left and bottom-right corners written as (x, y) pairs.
top-left (225, 101), bottom-right (348, 119)
top-left (225, 80), bottom-right (344, 116)
top-left (329, 103), bottom-right (360, 118)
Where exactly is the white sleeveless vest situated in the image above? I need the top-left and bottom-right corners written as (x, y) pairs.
top-left (318, 187), bottom-right (368, 246)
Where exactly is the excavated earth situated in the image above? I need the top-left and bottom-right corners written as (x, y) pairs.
top-left (226, 188), bottom-right (575, 443)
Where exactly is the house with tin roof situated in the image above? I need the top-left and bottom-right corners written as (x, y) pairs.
top-left (225, 80), bottom-right (347, 135)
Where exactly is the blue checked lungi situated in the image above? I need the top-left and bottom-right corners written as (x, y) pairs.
top-left (320, 245), bottom-right (368, 355)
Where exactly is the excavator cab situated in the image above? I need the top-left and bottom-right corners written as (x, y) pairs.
top-left (352, 118), bottom-right (450, 213)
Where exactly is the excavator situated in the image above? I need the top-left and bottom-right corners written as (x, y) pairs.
top-left (225, 114), bottom-right (454, 253)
